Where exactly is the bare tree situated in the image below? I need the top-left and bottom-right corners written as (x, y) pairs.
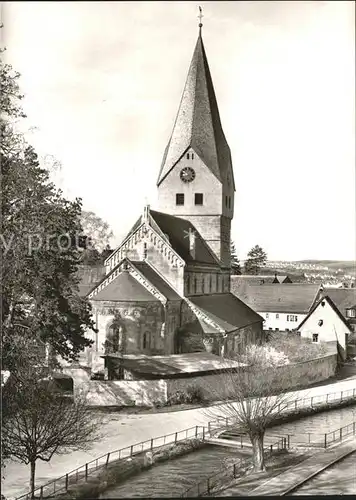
top-left (204, 346), bottom-right (297, 472)
top-left (2, 361), bottom-right (101, 498)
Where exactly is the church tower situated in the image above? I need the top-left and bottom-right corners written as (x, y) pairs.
top-left (156, 21), bottom-right (235, 269)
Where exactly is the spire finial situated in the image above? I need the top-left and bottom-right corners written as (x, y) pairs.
top-left (198, 6), bottom-right (203, 33)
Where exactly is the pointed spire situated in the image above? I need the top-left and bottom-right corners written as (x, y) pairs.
top-left (157, 17), bottom-right (235, 190)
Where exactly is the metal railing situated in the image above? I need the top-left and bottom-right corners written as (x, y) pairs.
top-left (324, 421), bottom-right (356, 448)
top-left (16, 387), bottom-right (356, 499)
top-left (181, 420), bottom-right (356, 497)
top-left (180, 436), bottom-right (287, 497)
top-left (16, 425), bottom-right (207, 500)
top-left (207, 388), bottom-right (356, 433)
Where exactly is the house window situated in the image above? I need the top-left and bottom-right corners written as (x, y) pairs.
top-left (192, 153), bottom-right (194, 159)
top-left (287, 315), bottom-right (298, 322)
top-left (195, 193), bottom-right (203, 205)
top-left (209, 274), bottom-right (212, 292)
top-left (276, 314), bottom-right (279, 319)
top-left (346, 308), bottom-right (356, 318)
top-left (187, 153), bottom-right (190, 159)
top-left (266, 313), bottom-right (269, 319)
top-left (202, 276), bottom-right (205, 294)
top-left (194, 276), bottom-right (197, 293)
top-left (312, 333), bottom-right (319, 343)
top-left (318, 319), bottom-right (323, 327)
top-left (176, 193), bottom-right (184, 205)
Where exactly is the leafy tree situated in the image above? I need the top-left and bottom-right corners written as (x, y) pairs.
top-left (230, 241), bottom-right (241, 275)
top-left (204, 347), bottom-right (296, 472)
top-left (80, 211), bottom-right (114, 265)
top-left (1, 55), bottom-right (96, 365)
top-left (2, 351), bottom-right (101, 499)
top-left (244, 245), bottom-right (268, 275)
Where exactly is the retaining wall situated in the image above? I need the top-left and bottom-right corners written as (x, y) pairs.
top-left (64, 355), bottom-right (337, 406)
top-left (166, 355), bottom-right (337, 402)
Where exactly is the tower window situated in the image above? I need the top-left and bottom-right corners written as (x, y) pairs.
top-left (228, 196), bottom-right (231, 209)
top-left (225, 196), bottom-right (228, 207)
top-left (143, 331), bottom-right (151, 349)
top-left (143, 242), bottom-right (148, 259)
top-left (186, 153), bottom-right (190, 159)
top-left (176, 193), bottom-right (184, 205)
top-left (195, 193), bottom-right (203, 205)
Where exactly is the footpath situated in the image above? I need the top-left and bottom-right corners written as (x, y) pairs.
top-left (248, 437), bottom-right (356, 496)
top-left (2, 376), bottom-right (356, 499)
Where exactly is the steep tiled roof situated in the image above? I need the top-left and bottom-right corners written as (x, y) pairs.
top-left (157, 33), bottom-right (234, 189)
top-left (297, 295), bottom-right (353, 332)
top-left (232, 284), bottom-right (321, 314)
top-left (320, 288), bottom-right (356, 317)
top-left (91, 270), bottom-right (159, 302)
top-left (150, 210), bottom-right (220, 266)
top-left (131, 261), bottom-right (181, 301)
top-left (106, 209), bottom-right (220, 267)
top-left (190, 293), bottom-right (263, 333)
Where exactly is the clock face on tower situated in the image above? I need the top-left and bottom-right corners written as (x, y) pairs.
top-left (180, 167), bottom-right (196, 183)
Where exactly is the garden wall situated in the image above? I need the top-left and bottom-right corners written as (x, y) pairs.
top-left (166, 354), bottom-right (337, 402)
top-left (61, 366), bottom-right (167, 406)
top-left (64, 355), bottom-right (337, 406)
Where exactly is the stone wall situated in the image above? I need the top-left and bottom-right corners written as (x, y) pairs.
top-left (85, 380), bottom-right (167, 406)
top-left (61, 366), bottom-right (166, 406)
top-left (91, 300), bottom-right (166, 360)
top-left (64, 355), bottom-right (337, 406)
top-left (166, 354), bottom-right (337, 402)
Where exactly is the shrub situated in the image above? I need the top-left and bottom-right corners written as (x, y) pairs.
top-left (186, 385), bottom-right (205, 403)
top-left (166, 386), bottom-right (205, 406)
top-left (267, 332), bottom-right (329, 362)
top-left (241, 344), bottom-right (290, 368)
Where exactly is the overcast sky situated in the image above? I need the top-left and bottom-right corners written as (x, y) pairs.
top-left (3, 1), bottom-right (355, 261)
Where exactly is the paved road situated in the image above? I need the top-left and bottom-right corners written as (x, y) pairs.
top-left (3, 377), bottom-right (356, 499)
top-left (249, 438), bottom-right (356, 496)
top-left (291, 451), bottom-right (356, 495)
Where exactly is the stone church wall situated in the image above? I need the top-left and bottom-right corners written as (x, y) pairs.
top-left (89, 300), bottom-right (165, 363)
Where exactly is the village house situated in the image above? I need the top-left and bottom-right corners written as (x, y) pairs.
top-left (76, 23), bottom-right (264, 377)
top-left (231, 282), bottom-right (321, 333)
top-left (319, 287), bottom-right (356, 335)
top-left (297, 295), bottom-right (353, 361)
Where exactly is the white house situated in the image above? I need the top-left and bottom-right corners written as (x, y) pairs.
top-left (297, 295), bottom-right (353, 360)
top-left (231, 282), bottom-right (321, 333)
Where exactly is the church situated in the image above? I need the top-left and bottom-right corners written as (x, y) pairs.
top-left (83, 22), bottom-right (264, 376)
